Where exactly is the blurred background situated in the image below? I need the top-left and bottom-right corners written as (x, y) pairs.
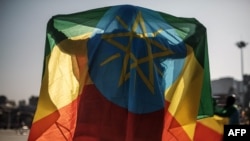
top-left (0, 0), bottom-right (249, 140)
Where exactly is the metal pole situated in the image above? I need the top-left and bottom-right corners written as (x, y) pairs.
top-left (236, 41), bottom-right (248, 107)
top-left (240, 47), bottom-right (244, 80)
top-left (236, 41), bottom-right (247, 80)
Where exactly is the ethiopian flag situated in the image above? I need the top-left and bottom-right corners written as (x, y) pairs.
top-left (28, 5), bottom-right (224, 141)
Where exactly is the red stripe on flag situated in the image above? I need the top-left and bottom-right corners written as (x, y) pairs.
top-left (194, 121), bottom-right (223, 141)
top-left (74, 84), bottom-right (165, 141)
top-left (28, 109), bottom-right (59, 140)
top-left (162, 102), bottom-right (191, 141)
top-left (28, 97), bottom-right (79, 141)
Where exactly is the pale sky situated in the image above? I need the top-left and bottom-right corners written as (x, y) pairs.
top-left (0, 0), bottom-right (250, 102)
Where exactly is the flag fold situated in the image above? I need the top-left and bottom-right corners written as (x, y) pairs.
top-left (29, 5), bottom-right (223, 141)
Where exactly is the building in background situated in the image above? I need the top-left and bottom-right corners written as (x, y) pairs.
top-left (211, 77), bottom-right (250, 108)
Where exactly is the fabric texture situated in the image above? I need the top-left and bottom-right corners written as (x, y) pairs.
top-left (28, 5), bottom-right (223, 141)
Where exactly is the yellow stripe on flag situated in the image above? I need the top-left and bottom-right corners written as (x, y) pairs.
top-left (197, 116), bottom-right (225, 134)
top-left (33, 33), bottom-right (92, 122)
top-left (164, 44), bottom-right (204, 140)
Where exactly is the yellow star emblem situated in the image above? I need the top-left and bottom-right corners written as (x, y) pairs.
top-left (100, 12), bottom-right (174, 93)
